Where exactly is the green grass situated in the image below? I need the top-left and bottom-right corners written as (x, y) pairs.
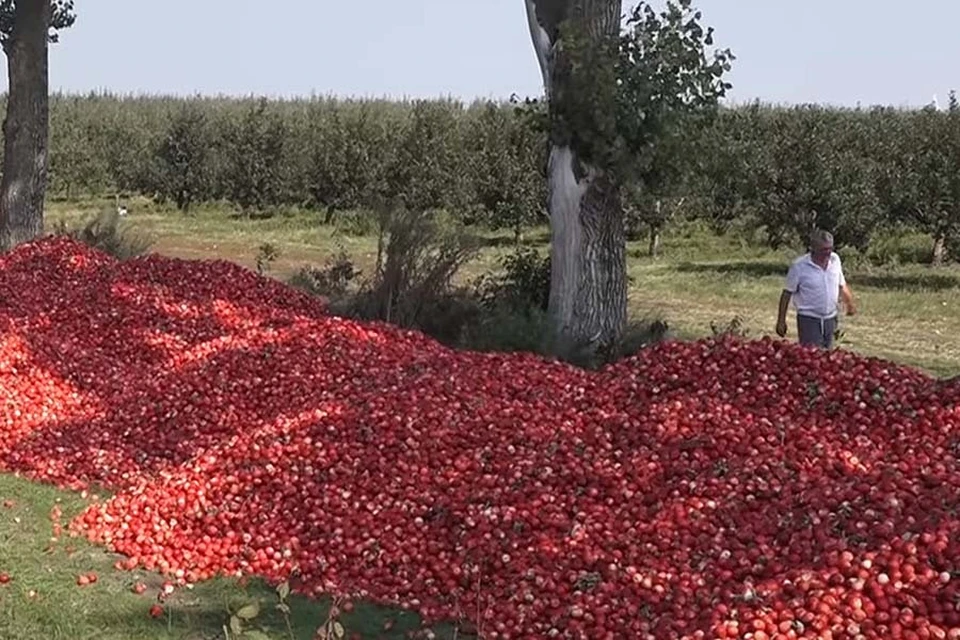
top-left (11, 196), bottom-right (958, 637)
top-left (0, 477), bottom-right (465, 639)
top-left (623, 228), bottom-right (960, 378)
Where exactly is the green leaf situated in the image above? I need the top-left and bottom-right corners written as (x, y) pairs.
top-left (230, 615), bottom-right (243, 636)
top-left (236, 602), bottom-right (260, 620)
top-left (333, 622), bottom-right (345, 639)
top-left (243, 631), bottom-right (272, 640)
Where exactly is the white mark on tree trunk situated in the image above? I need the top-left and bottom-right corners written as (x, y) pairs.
top-left (548, 145), bottom-right (590, 331)
top-left (524, 0), bottom-right (554, 95)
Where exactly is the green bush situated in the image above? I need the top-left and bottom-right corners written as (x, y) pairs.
top-left (475, 246), bottom-right (550, 313)
top-left (287, 249), bottom-right (361, 301)
top-left (459, 308), bottom-right (670, 367)
top-left (412, 290), bottom-right (484, 347)
top-left (465, 246), bottom-right (670, 366)
top-left (51, 209), bottom-right (154, 260)
top-left (710, 315), bottom-right (749, 339)
top-left (330, 210), bottom-right (378, 237)
top-left (459, 305), bottom-right (552, 354)
top-left (863, 230), bottom-right (936, 266)
top-left (352, 204), bottom-right (480, 330)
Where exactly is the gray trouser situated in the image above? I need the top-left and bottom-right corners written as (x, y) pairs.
top-left (797, 314), bottom-right (837, 348)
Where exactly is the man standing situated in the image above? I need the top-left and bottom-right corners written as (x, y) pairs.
top-left (776, 230), bottom-right (857, 348)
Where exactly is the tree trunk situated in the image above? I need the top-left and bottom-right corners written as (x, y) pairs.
top-left (526, 0), bottom-right (626, 357)
top-left (513, 224), bottom-right (524, 246)
top-left (932, 233), bottom-right (947, 267)
top-left (648, 198), bottom-right (662, 258)
top-left (649, 224), bottom-right (661, 258)
top-left (0, 0), bottom-right (52, 251)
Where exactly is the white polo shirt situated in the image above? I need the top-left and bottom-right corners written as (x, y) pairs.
top-left (784, 252), bottom-right (846, 320)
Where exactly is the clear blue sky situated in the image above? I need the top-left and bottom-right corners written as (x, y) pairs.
top-left (39, 0), bottom-right (960, 108)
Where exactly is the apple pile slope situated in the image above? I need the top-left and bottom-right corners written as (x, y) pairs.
top-left (1, 238), bottom-right (960, 639)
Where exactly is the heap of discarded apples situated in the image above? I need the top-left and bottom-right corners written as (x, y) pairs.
top-left (1, 238), bottom-right (959, 639)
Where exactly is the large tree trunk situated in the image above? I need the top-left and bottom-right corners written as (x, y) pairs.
top-left (526, 0), bottom-right (626, 357)
top-left (0, 0), bottom-right (51, 251)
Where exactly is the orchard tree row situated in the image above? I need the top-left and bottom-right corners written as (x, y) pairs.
top-left (699, 98), bottom-right (960, 265)
top-left (43, 94), bottom-right (548, 237)
top-left (9, 91), bottom-right (959, 263)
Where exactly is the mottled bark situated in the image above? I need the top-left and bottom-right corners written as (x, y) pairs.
top-left (526, 0), bottom-right (626, 355)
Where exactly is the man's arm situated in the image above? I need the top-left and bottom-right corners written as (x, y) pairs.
top-left (840, 283), bottom-right (856, 315)
top-left (778, 262), bottom-right (799, 337)
top-left (836, 258), bottom-right (855, 316)
top-left (776, 290), bottom-right (792, 337)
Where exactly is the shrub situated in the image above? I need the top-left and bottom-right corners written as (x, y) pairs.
top-left (457, 304), bottom-right (547, 353)
top-left (353, 204), bottom-right (480, 330)
top-left (286, 226), bottom-right (671, 368)
top-left (50, 209), bottom-right (154, 260)
top-left (864, 230), bottom-right (937, 267)
top-left (475, 246), bottom-right (551, 313)
top-left (287, 249), bottom-right (361, 301)
top-left (412, 290), bottom-right (484, 346)
top-left (254, 243), bottom-right (281, 275)
top-left (710, 315), bottom-right (749, 339)
top-left (330, 210), bottom-right (378, 237)
top-left (616, 318), bottom-right (672, 356)
top-left (552, 318), bottom-right (672, 369)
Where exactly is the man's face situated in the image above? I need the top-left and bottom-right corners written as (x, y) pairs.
top-left (812, 243), bottom-right (833, 262)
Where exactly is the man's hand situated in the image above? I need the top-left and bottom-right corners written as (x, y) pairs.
top-left (776, 318), bottom-right (788, 337)
top-left (846, 301), bottom-right (858, 317)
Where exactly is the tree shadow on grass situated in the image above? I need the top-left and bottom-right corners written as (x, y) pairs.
top-left (673, 260), bottom-right (787, 279)
top-left (845, 272), bottom-right (960, 292)
top-left (81, 577), bottom-right (471, 640)
top-left (474, 230), bottom-right (550, 250)
top-left (226, 210), bottom-right (280, 222)
top-left (674, 260), bottom-right (960, 292)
